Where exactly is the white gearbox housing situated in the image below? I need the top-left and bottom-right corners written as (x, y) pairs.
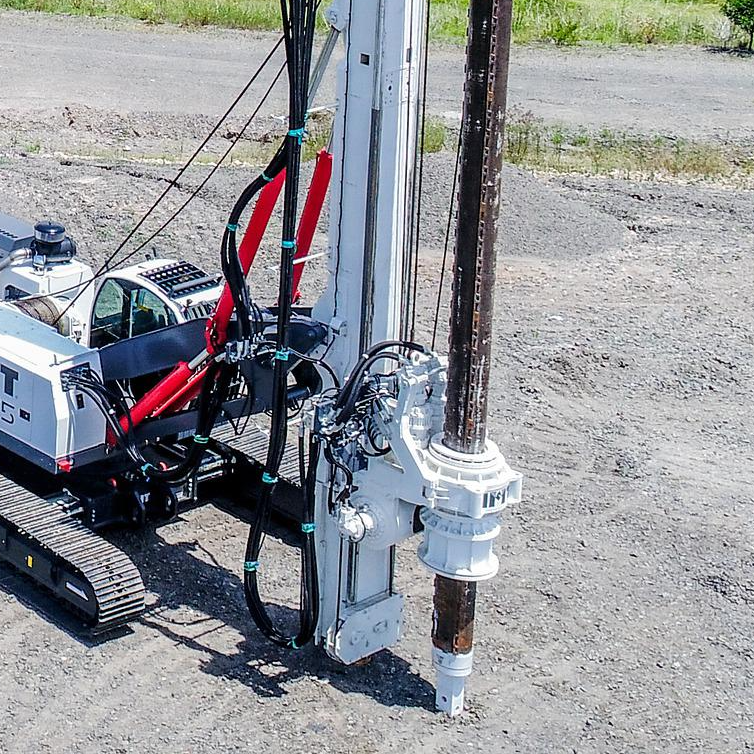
top-left (369, 354), bottom-right (522, 581)
top-left (0, 305), bottom-right (105, 472)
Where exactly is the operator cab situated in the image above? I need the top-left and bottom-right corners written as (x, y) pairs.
top-left (0, 215), bottom-right (224, 349)
top-left (89, 259), bottom-right (223, 349)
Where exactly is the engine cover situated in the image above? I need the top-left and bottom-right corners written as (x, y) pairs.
top-left (0, 305), bottom-right (106, 472)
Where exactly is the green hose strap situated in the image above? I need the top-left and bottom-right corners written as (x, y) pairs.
top-left (244, 561), bottom-right (260, 572)
top-left (227, 223), bottom-right (239, 232)
top-left (301, 522), bottom-right (316, 534)
top-left (261, 471), bottom-right (278, 484)
top-left (193, 435), bottom-right (210, 444)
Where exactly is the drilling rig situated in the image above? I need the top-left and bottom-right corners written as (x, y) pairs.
top-left (0, 0), bottom-right (520, 715)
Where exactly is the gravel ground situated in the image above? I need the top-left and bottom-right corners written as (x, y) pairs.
top-left (0, 11), bottom-right (753, 754)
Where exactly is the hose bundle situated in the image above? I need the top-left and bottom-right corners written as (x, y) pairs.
top-left (243, 0), bottom-right (321, 649)
top-left (70, 363), bottom-right (231, 485)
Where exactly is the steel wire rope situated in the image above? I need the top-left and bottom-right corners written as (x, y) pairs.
top-left (44, 37), bottom-right (285, 323)
top-left (431, 126), bottom-right (462, 350)
top-left (408, 0), bottom-right (432, 342)
top-left (331, 0), bottom-right (355, 321)
top-left (108, 63), bottom-right (287, 274)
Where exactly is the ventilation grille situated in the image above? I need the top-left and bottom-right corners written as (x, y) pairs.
top-left (140, 262), bottom-right (222, 299)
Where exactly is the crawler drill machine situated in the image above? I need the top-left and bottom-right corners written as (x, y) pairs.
top-left (0, 0), bottom-right (521, 714)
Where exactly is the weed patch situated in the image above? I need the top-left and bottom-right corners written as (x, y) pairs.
top-left (501, 108), bottom-right (754, 182)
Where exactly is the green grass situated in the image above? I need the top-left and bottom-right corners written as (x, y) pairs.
top-left (503, 108), bottom-right (754, 182)
top-left (434, 0), bottom-right (726, 45)
top-left (0, 0), bottom-right (732, 45)
top-left (14, 113), bottom-right (750, 185)
top-left (0, 0), bottom-right (285, 29)
top-left (422, 117), bottom-right (448, 154)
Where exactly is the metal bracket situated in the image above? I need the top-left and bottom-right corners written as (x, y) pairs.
top-left (325, 594), bottom-right (404, 664)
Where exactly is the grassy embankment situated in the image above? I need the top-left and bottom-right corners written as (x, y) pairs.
top-left (0, 0), bottom-right (728, 45)
top-left (502, 109), bottom-right (754, 183)
top-left (302, 110), bottom-right (754, 183)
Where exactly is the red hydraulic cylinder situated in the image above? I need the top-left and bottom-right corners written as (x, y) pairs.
top-left (119, 153), bottom-right (332, 434)
top-left (208, 170), bottom-right (286, 351)
top-left (123, 174), bottom-right (284, 433)
top-left (118, 360), bottom-right (195, 434)
top-left (291, 148), bottom-right (332, 302)
top-left (147, 363), bottom-right (211, 418)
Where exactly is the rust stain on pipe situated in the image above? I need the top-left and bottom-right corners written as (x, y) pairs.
top-left (432, 576), bottom-right (478, 655)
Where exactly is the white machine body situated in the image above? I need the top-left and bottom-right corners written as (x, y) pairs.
top-left (1, 257), bottom-right (94, 308)
top-left (0, 305), bottom-right (105, 471)
top-left (0, 214), bottom-right (224, 470)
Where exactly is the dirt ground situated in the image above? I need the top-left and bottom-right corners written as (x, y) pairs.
top-left (0, 11), bottom-right (753, 754)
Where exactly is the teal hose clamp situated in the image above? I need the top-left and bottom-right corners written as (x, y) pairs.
top-left (281, 239), bottom-right (296, 249)
top-left (274, 348), bottom-right (290, 362)
top-left (301, 522), bottom-right (316, 534)
top-left (288, 127), bottom-right (305, 144)
top-left (244, 561), bottom-right (260, 572)
top-left (261, 471), bottom-right (278, 484)
top-left (226, 223), bottom-right (239, 232)
top-left (193, 435), bottom-right (210, 445)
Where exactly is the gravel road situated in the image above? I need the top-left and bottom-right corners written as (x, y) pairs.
top-left (0, 10), bottom-right (753, 754)
top-left (1, 11), bottom-right (753, 141)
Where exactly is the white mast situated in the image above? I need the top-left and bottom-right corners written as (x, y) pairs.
top-left (312, 0), bottom-right (428, 663)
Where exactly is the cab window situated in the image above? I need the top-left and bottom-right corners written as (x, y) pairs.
top-left (91, 278), bottom-right (129, 348)
top-left (90, 279), bottom-right (176, 348)
top-left (129, 287), bottom-right (175, 337)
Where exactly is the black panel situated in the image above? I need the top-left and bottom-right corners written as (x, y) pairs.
top-left (98, 318), bottom-right (207, 381)
top-left (139, 261), bottom-right (221, 299)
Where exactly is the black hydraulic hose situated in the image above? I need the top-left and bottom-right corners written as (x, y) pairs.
top-left (330, 340), bottom-right (429, 427)
top-left (147, 360), bottom-right (234, 484)
top-left (244, 433), bottom-right (321, 647)
top-left (333, 352), bottom-right (402, 427)
top-left (111, 359), bottom-right (234, 485)
top-left (333, 339), bottom-right (428, 410)
top-left (244, 0), bottom-right (320, 650)
top-left (220, 143), bottom-right (288, 342)
top-left (75, 368), bottom-right (223, 483)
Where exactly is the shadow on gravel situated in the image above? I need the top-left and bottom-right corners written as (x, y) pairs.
top-left (704, 45), bottom-right (754, 57)
top-left (128, 523), bottom-right (436, 711)
top-left (0, 563), bottom-right (135, 647)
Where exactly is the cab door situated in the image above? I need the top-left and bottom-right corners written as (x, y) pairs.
top-left (89, 277), bottom-right (178, 349)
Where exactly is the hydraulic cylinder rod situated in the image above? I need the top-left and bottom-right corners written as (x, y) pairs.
top-left (434, 0), bottom-right (513, 715)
